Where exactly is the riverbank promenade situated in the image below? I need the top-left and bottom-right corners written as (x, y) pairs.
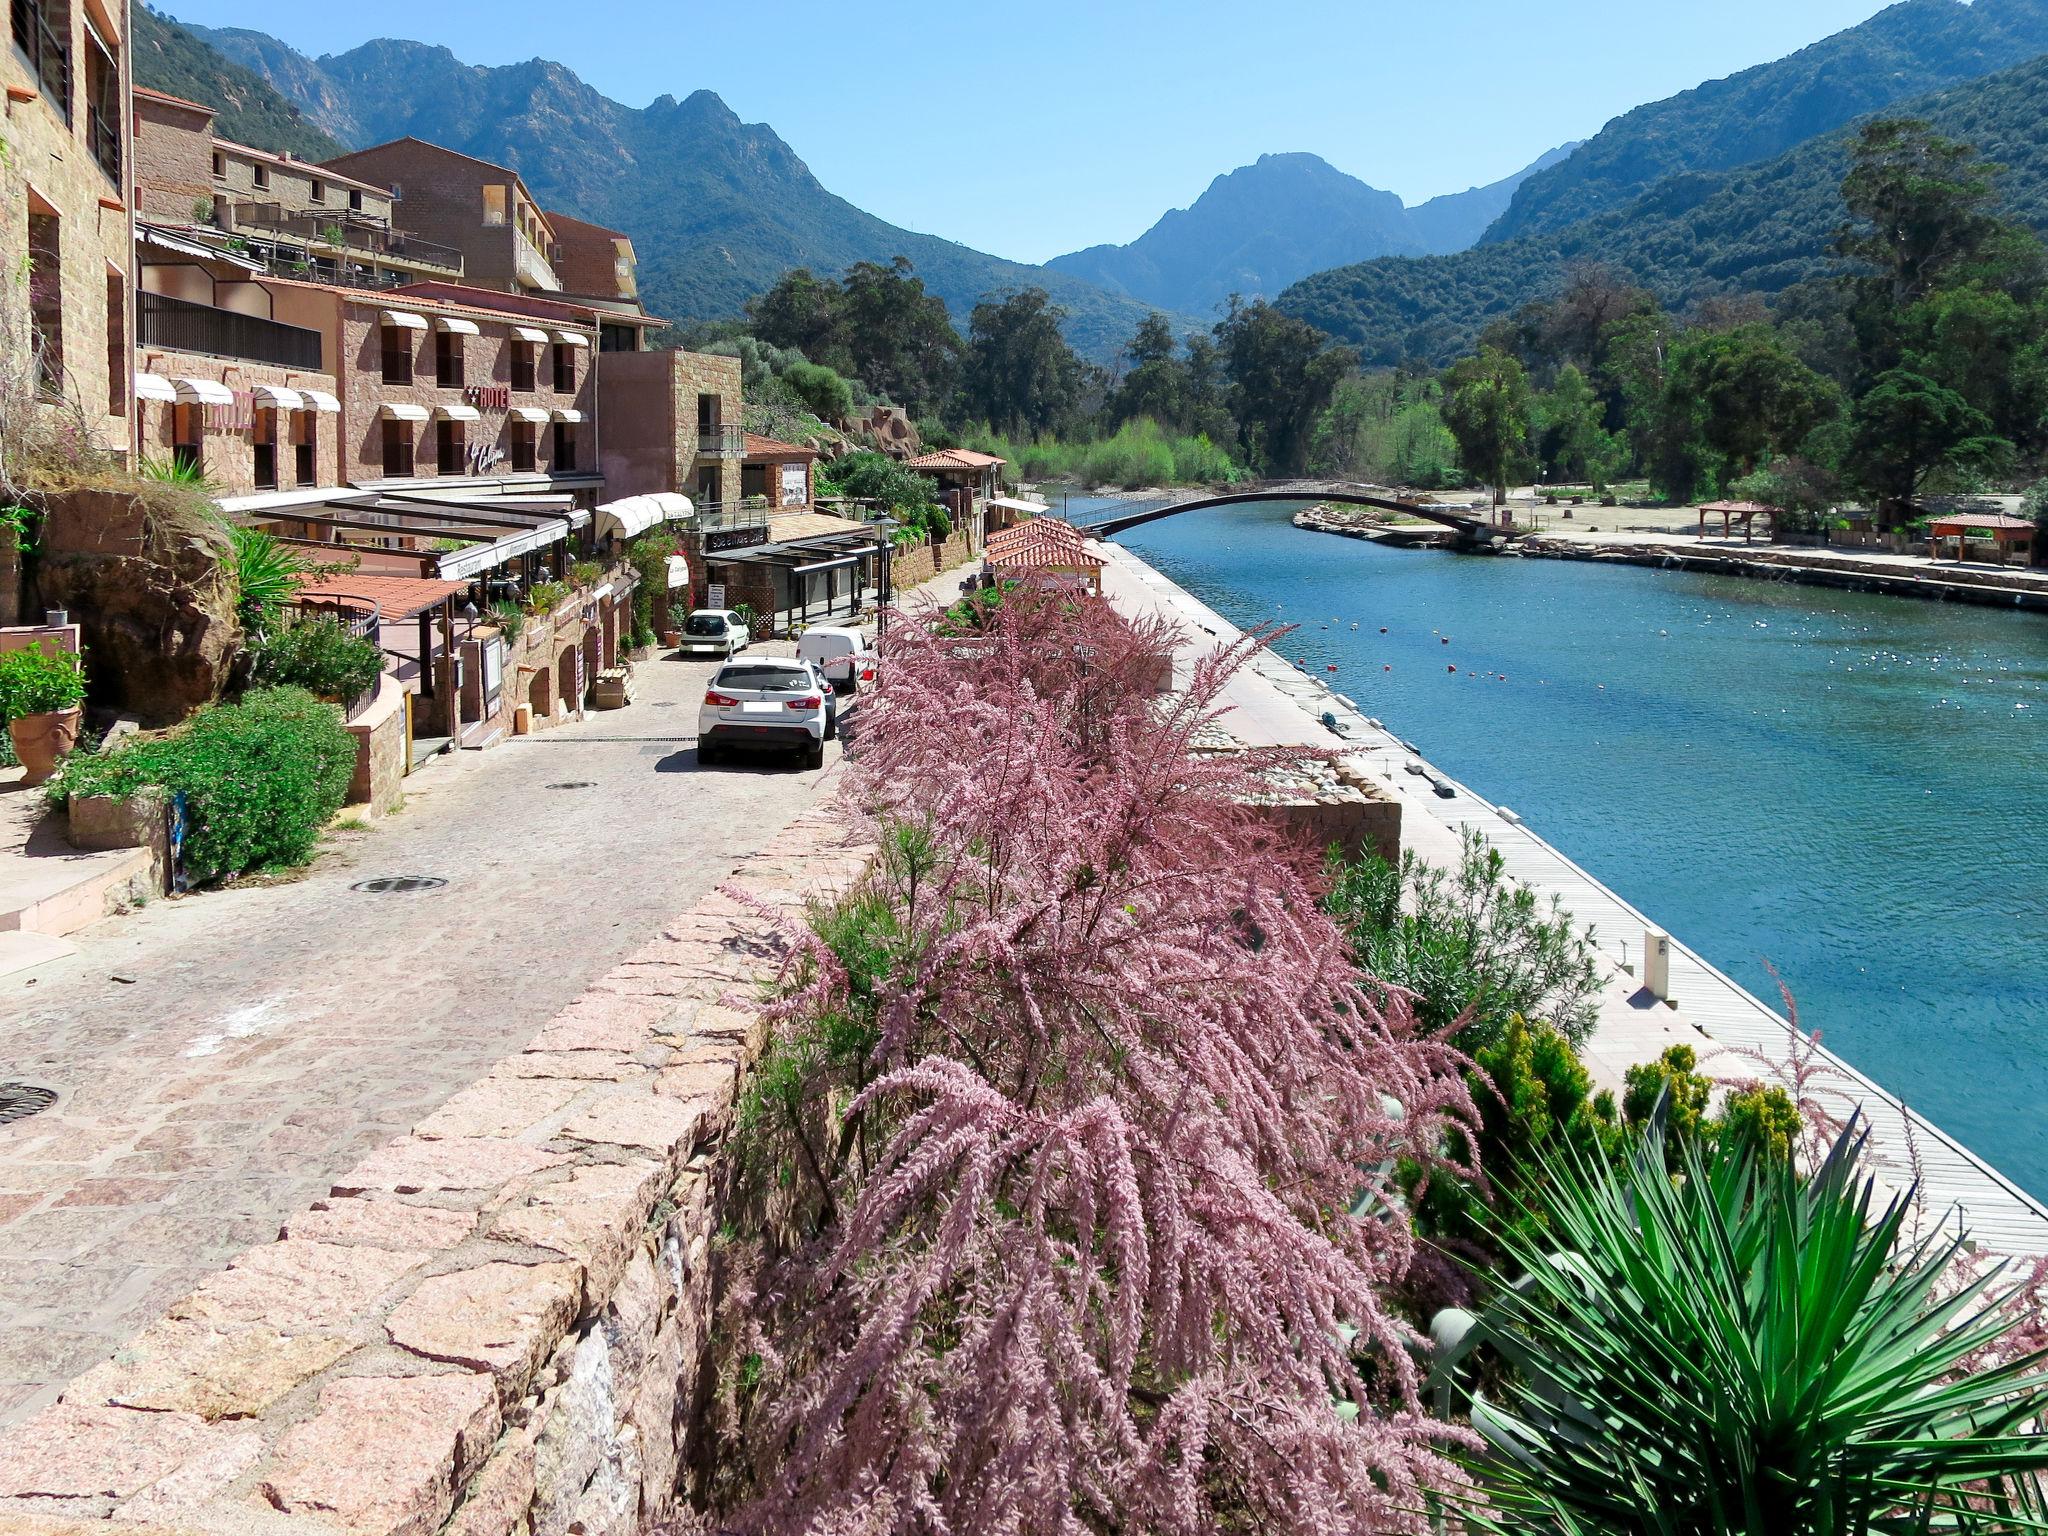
top-left (1092, 539), bottom-right (2048, 1260)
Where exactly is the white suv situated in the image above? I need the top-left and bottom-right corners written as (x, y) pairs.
top-left (698, 659), bottom-right (831, 770)
top-left (676, 609), bottom-right (751, 658)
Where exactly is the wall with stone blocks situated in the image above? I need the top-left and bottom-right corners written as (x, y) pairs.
top-left (889, 530), bottom-right (974, 593)
top-left (0, 778), bottom-right (874, 1536)
top-left (346, 677), bottom-right (409, 816)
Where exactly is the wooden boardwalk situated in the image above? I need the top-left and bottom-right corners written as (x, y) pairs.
top-left (1096, 541), bottom-right (2048, 1259)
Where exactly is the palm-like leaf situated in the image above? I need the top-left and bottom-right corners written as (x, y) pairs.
top-left (1431, 1117), bottom-right (2048, 1533)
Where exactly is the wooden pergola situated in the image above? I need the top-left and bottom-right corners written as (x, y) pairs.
top-left (1696, 500), bottom-right (1779, 543)
top-left (1927, 513), bottom-right (2036, 567)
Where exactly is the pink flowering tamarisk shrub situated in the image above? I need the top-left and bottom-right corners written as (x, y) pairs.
top-left (708, 581), bottom-right (1483, 1535)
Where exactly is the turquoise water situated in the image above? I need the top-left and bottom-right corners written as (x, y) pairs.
top-left (1104, 498), bottom-right (2048, 1197)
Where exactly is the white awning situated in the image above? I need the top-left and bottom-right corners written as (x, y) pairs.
top-left (434, 316), bottom-right (480, 336)
top-left (512, 326), bottom-right (549, 345)
top-left (551, 330), bottom-right (590, 348)
top-left (380, 309), bottom-right (428, 331)
top-left (173, 377), bottom-right (234, 406)
top-left (509, 406), bottom-right (551, 424)
top-left (551, 409), bottom-right (583, 424)
top-left (380, 402), bottom-right (430, 422)
top-left (988, 497), bottom-right (1051, 516)
top-left (300, 389), bottom-right (341, 414)
top-left (665, 553), bottom-right (690, 589)
top-left (248, 383), bottom-right (304, 411)
top-left (435, 403), bottom-right (481, 422)
top-left (134, 373), bottom-right (176, 403)
top-left (593, 495), bottom-right (664, 541)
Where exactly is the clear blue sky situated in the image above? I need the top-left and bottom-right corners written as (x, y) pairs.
top-left (164, 0), bottom-right (1897, 264)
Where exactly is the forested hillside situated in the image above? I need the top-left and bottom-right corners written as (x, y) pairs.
top-left (133, 7), bottom-right (345, 160)
top-left (1483, 0), bottom-right (2048, 243)
top-left (1278, 52), bottom-right (2048, 367)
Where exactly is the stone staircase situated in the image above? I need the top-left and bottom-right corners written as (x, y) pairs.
top-left (0, 769), bottom-right (154, 977)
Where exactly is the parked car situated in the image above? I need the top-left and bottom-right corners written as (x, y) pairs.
top-left (795, 624), bottom-right (875, 692)
top-left (676, 609), bottom-right (751, 658)
top-left (698, 659), bottom-right (831, 769)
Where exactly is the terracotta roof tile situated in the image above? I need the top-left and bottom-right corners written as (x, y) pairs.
top-left (295, 574), bottom-right (469, 621)
top-left (744, 432), bottom-right (819, 461)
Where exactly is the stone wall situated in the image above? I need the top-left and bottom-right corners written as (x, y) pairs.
top-left (346, 676), bottom-right (409, 815)
top-left (0, 784), bottom-right (873, 1536)
top-left (132, 347), bottom-right (342, 496)
top-left (889, 529), bottom-right (974, 592)
top-left (132, 92), bottom-right (216, 225)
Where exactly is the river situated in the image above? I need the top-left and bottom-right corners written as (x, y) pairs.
top-left (1093, 496), bottom-right (2048, 1197)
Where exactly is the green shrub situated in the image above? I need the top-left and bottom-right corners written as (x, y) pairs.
top-left (624, 530), bottom-right (679, 646)
top-left (0, 643), bottom-right (85, 719)
top-left (569, 559), bottom-right (604, 589)
top-left (220, 522), bottom-right (307, 633)
top-left (249, 617), bottom-right (381, 701)
top-left (524, 580), bottom-right (571, 616)
top-left (781, 360), bottom-right (855, 423)
top-left (50, 687), bottom-right (355, 883)
top-left (1324, 829), bottom-right (1602, 1053)
top-left (489, 600), bottom-right (527, 645)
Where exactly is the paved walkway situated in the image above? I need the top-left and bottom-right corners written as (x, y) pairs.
top-left (1094, 540), bottom-right (2048, 1257)
top-left (0, 647), bottom-right (844, 1424)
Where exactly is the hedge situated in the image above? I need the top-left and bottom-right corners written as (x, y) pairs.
top-left (50, 687), bottom-right (356, 883)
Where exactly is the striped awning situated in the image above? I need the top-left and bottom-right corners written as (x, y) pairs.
top-left (248, 383), bottom-right (304, 411)
top-left (300, 389), bottom-right (341, 414)
top-left (173, 377), bottom-right (234, 406)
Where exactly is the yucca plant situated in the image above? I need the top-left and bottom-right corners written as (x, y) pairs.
top-left (221, 522), bottom-right (306, 635)
top-left (1431, 1116), bottom-right (2048, 1533)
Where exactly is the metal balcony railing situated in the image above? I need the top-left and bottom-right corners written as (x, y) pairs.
top-left (693, 500), bottom-right (770, 534)
top-left (140, 292), bottom-right (324, 370)
top-left (696, 424), bottom-right (745, 456)
top-left (87, 100), bottom-right (119, 183)
top-left (11, 0), bottom-right (70, 119)
top-left (231, 204), bottom-right (463, 273)
top-left (513, 227), bottom-right (558, 293)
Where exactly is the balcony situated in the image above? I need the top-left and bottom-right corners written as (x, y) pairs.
top-left (140, 292), bottom-right (323, 370)
top-left (231, 204), bottom-right (463, 275)
top-left (10, 0), bottom-right (70, 120)
top-left (696, 424), bottom-right (745, 457)
top-left (513, 228), bottom-right (559, 294)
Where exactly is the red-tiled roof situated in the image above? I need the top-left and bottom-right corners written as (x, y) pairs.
top-left (1929, 513), bottom-right (2036, 531)
top-left (986, 519), bottom-right (1101, 571)
top-left (743, 432), bottom-right (819, 461)
top-left (295, 574), bottom-right (469, 621)
top-left (906, 448), bottom-right (1005, 471)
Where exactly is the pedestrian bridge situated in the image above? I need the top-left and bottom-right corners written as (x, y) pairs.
top-left (1071, 483), bottom-right (1509, 543)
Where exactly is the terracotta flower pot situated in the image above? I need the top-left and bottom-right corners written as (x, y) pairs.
top-left (9, 706), bottom-right (82, 787)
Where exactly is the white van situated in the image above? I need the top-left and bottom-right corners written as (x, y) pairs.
top-left (796, 625), bottom-right (871, 691)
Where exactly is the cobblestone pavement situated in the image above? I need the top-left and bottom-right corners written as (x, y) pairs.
top-left (0, 647), bottom-right (846, 1425)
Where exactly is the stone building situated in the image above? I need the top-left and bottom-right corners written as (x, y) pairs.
top-left (2, 0), bottom-right (132, 452)
top-left (132, 87), bottom-right (465, 291)
top-left (596, 347), bottom-right (745, 515)
top-left (318, 139), bottom-right (564, 299)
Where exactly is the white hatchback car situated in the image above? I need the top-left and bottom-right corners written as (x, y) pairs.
top-left (676, 609), bottom-right (751, 658)
top-left (698, 658), bottom-right (831, 769)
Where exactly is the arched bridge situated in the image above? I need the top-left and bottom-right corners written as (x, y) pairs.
top-left (1072, 483), bottom-right (1511, 544)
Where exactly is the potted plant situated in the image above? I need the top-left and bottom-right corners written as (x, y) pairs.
top-left (0, 644), bottom-right (86, 786)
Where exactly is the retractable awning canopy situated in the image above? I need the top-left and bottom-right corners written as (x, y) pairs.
top-left (380, 402), bottom-right (430, 422)
top-left (552, 330), bottom-right (590, 348)
top-left (134, 373), bottom-right (176, 403)
top-left (436, 403), bottom-right (481, 422)
top-left (434, 316), bottom-right (480, 335)
top-left (592, 491), bottom-right (692, 542)
top-left (266, 492), bottom-right (579, 581)
top-left (551, 409), bottom-right (583, 424)
top-left (300, 389), bottom-right (341, 414)
top-left (173, 376), bottom-right (234, 406)
top-left (249, 384), bottom-right (304, 410)
top-left (509, 406), bottom-right (551, 423)
top-left (513, 325), bottom-right (549, 345)
top-left (381, 309), bottom-right (429, 330)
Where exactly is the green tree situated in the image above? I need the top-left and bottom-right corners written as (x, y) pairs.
top-left (1214, 297), bottom-right (1354, 475)
top-left (779, 359), bottom-right (855, 423)
top-left (749, 258), bottom-right (963, 418)
top-left (1440, 347), bottom-right (1535, 506)
top-left (745, 268), bottom-right (841, 364)
top-left (1533, 364), bottom-right (1621, 488)
top-left (955, 287), bottom-right (1095, 437)
top-left (1899, 283), bottom-right (2048, 450)
top-left (1108, 313), bottom-right (1188, 429)
top-left (1659, 325), bottom-right (1840, 498)
top-left (1843, 368), bottom-right (2011, 515)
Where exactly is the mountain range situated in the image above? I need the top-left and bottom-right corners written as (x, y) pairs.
top-left (1044, 146), bottom-right (1576, 320)
top-left (1279, 0), bottom-right (2048, 364)
top-left (136, 0), bottom-right (2048, 375)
